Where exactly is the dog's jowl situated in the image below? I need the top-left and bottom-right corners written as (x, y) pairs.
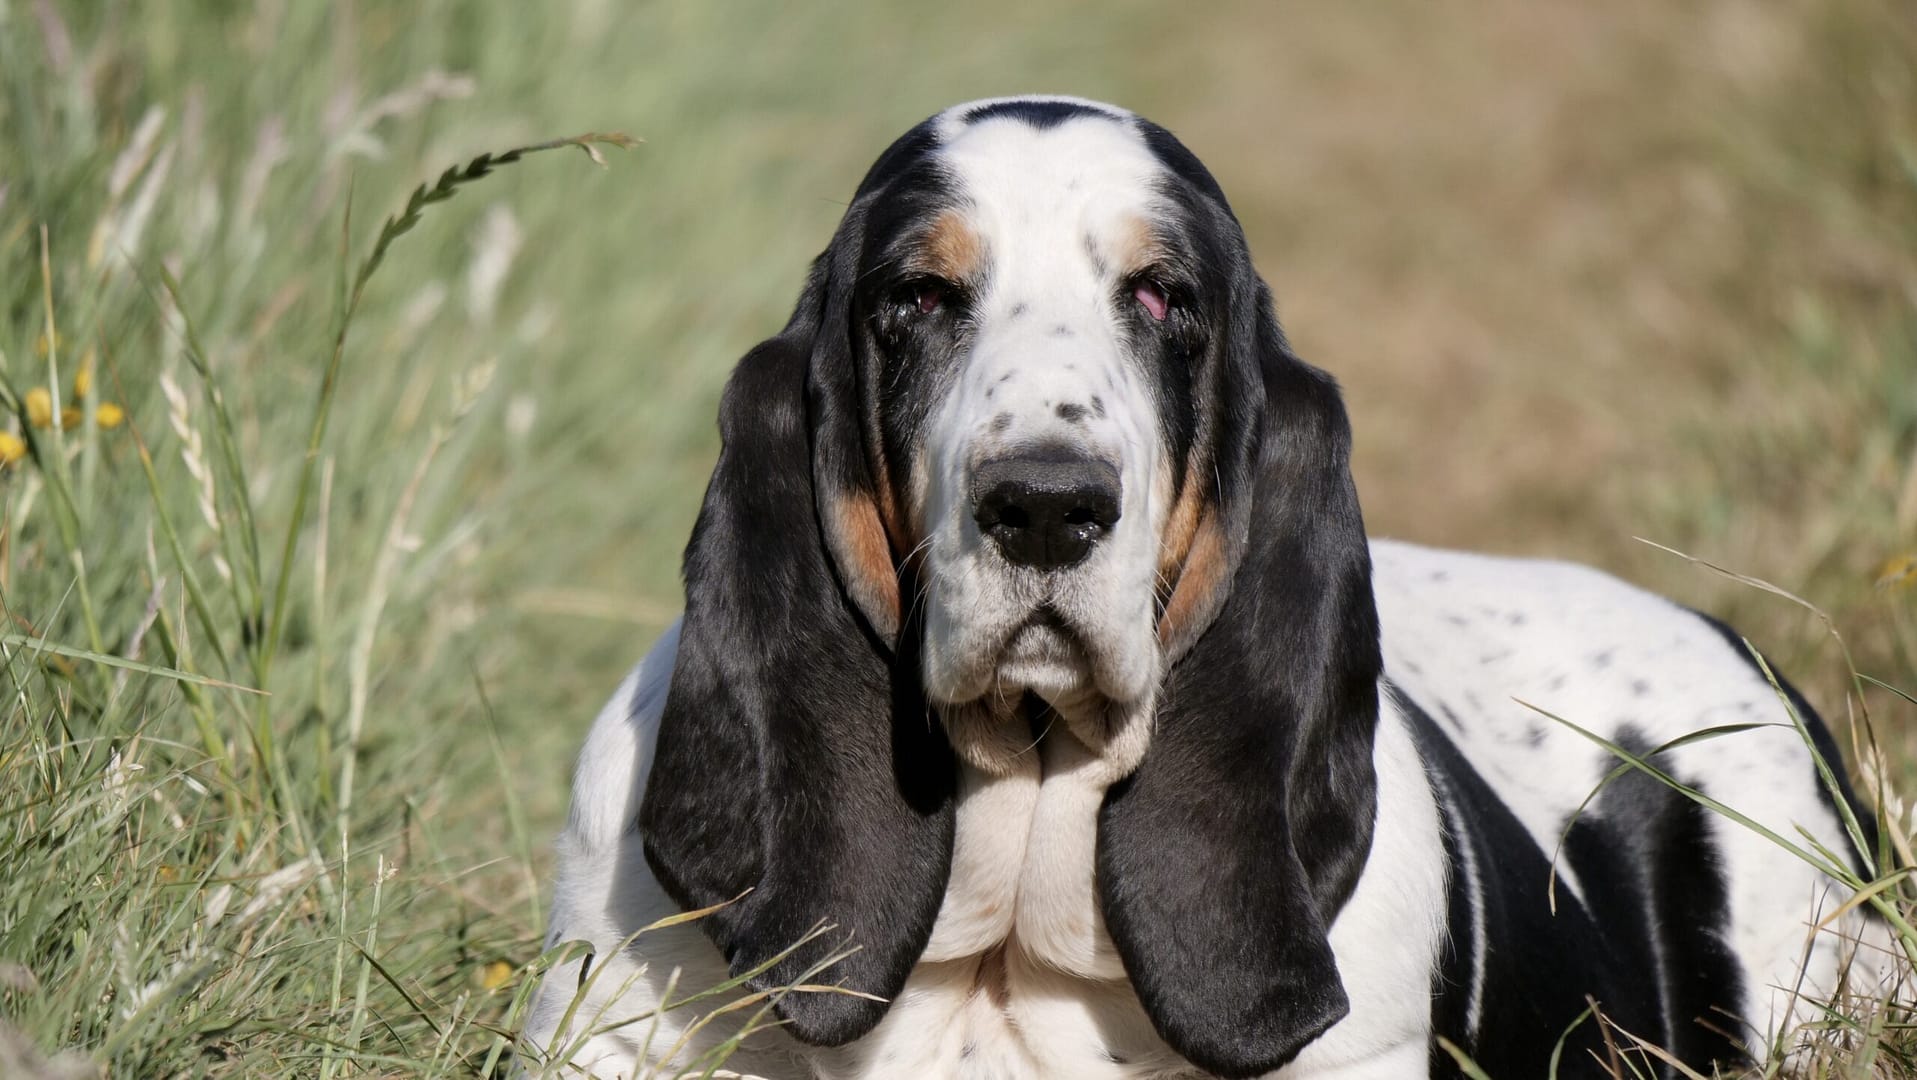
top-left (521, 97), bottom-right (1886, 1080)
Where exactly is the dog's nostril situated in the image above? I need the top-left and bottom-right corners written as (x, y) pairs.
top-left (970, 450), bottom-right (1122, 571)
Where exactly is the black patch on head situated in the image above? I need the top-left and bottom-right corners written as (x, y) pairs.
top-left (963, 98), bottom-right (1113, 130)
top-left (1135, 118), bottom-right (1233, 208)
top-left (1590, 648), bottom-right (1615, 670)
top-left (1055, 402), bottom-right (1087, 424)
top-left (848, 124), bottom-right (984, 510)
top-left (1089, 394), bottom-right (1106, 418)
top-left (991, 412), bottom-right (1013, 433)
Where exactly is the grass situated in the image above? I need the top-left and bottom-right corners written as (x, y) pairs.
top-left (0, 0), bottom-right (1912, 1076)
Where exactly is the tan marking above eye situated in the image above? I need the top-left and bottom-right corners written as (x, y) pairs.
top-left (913, 209), bottom-right (987, 283)
top-left (1113, 214), bottom-right (1167, 279)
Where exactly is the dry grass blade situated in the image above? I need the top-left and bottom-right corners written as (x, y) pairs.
top-left (0, 632), bottom-right (265, 694)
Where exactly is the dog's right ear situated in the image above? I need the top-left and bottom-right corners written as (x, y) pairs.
top-left (637, 247), bottom-right (957, 1047)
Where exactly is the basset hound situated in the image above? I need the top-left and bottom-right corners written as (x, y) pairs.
top-left (522, 96), bottom-right (1884, 1079)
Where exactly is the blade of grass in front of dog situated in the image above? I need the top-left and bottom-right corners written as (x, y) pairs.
top-left (1603, 1017), bottom-right (1715, 1080)
top-left (1637, 538), bottom-right (1890, 815)
top-left (1546, 1004), bottom-right (1595, 1080)
top-left (1545, 721), bottom-right (1782, 914)
top-left (1743, 641), bottom-right (1882, 880)
top-left (1436, 1037), bottom-right (1496, 1079)
top-left (1527, 700), bottom-right (1917, 949)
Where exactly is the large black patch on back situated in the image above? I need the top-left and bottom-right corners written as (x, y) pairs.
top-left (1399, 687), bottom-right (1747, 1079)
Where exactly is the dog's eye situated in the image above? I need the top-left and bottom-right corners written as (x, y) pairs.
top-left (1133, 280), bottom-right (1170, 322)
top-left (888, 280), bottom-right (951, 320)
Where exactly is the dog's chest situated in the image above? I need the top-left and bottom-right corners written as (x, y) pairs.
top-left (813, 949), bottom-right (1194, 1080)
top-left (808, 731), bottom-right (1192, 1079)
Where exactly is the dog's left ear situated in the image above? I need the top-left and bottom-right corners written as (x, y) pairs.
top-left (1099, 287), bottom-right (1381, 1078)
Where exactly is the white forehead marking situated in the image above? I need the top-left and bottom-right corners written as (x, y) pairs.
top-left (929, 100), bottom-right (1167, 292)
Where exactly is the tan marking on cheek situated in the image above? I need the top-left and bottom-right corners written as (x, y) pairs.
top-left (916, 209), bottom-right (986, 282)
top-left (1157, 510), bottom-right (1228, 652)
top-left (832, 493), bottom-right (901, 636)
top-left (905, 452), bottom-right (933, 552)
top-left (1155, 477), bottom-right (1206, 590)
top-left (867, 446), bottom-right (911, 553)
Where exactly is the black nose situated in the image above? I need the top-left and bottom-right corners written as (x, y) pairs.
top-left (971, 449), bottom-right (1122, 570)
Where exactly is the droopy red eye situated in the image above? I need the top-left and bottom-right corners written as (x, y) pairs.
top-left (1133, 280), bottom-right (1170, 321)
top-left (915, 283), bottom-right (944, 314)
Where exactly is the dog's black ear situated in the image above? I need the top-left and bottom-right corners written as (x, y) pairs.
top-left (1100, 290), bottom-right (1381, 1078)
top-left (638, 237), bottom-right (956, 1045)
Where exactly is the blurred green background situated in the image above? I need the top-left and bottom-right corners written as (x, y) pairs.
top-left (2, 0), bottom-right (1913, 1074)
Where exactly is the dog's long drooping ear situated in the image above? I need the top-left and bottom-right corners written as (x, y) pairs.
top-left (1100, 285), bottom-right (1382, 1077)
top-left (637, 237), bottom-right (956, 1045)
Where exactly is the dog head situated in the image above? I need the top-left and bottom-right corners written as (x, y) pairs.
top-left (639, 97), bottom-right (1381, 1077)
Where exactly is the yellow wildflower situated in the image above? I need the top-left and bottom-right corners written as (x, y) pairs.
top-left (0, 431), bottom-right (24, 466)
top-left (479, 960), bottom-right (514, 991)
top-left (23, 363), bottom-right (127, 433)
top-left (24, 387), bottom-right (52, 429)
top-left (1879, 554), bottom-right (1917, 594)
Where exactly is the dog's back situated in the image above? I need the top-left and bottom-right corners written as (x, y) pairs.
top-left (1373, 538), bottom-right (1882, 1069)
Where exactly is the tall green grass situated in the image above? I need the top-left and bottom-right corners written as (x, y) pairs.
top-left (0, 0), bottom-right (1912, 1076)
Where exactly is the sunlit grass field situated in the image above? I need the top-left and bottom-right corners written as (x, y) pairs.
top-left (2, 1), bottom-right (1913, 1075)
